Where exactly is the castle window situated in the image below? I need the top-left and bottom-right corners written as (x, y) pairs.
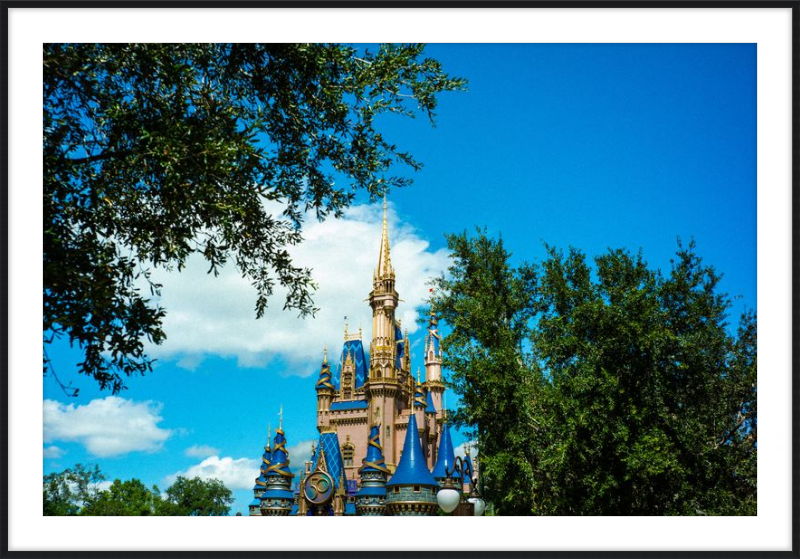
top-left (413, 485), bottom-right (421, 493)
top-left (343, 444), bottom-right (354, 468)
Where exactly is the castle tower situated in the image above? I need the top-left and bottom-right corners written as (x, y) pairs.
top-left (315, 347), bottom-right (335, 431)
top-left (249, 428), bottom-right (272, 516)
top-left (424, 307), bottom-right (445, 414)
top-left (385, 414), bottom-right (439, 516)
top-left (355, 423), bottom-right (390, 515)
top-left (431, 420), bottom-right (456, 487)
top-left (260, 427), bottom-right (295, 516)
top-left (425, 387), bottom-right (438, 469)
top-left (366, 198), bottom-right (402, 467)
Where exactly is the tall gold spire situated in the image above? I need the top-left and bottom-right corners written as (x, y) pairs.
top-left (376, 196), bottom-right (393, 278)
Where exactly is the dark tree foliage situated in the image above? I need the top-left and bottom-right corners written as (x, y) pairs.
top-left (44, 43), bottom-right (466, 393)
top-left (430, 230), bottom-right (540, 515)
top-left (157, 476), bottom-right (234, 516)
top-left (432, 231), bottom-right (756, 516)
top-left (43, 463), bottom-right (106, 516)
top-left (80, 478), bottom-right (161, 516)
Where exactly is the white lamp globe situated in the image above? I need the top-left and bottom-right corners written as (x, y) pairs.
top-left (437, 487), bottom-right (461, 513)
top-left (469, 497), bottom-right (486, 516)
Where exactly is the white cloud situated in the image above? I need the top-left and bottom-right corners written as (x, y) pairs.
top-left (286, 439), bottom-right (316, 473)
top-left (184, 444), bottom-right (220, 458)
top-left (143, 201), bottom-right (449, 374)
top-left (43, 397), bottom-right (173, 458)
top-left (94, 480), bottom-right (113, 492)
top-left (165, 456), bottom-right (260, 490)
top-left (43, 445), bottom-right (64, 459)
top-left (453, 440), bottom-right (478, 459)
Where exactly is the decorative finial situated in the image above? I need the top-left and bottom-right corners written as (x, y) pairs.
top-left (323, 344), bottom-right (328, 363)
top-left (417, 368), bottom-right (421, 384)
top-left (278, 404), bottom-right (283, 431)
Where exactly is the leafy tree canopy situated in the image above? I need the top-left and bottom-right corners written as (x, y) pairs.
top-left (43, 463), bottom-right (106, 516)
top-left (157, 476), bottom-right (233, 516)
top-left (432, 230), bottom-right (756, 516)
top-left (44, 43), bottom-right (466, 393)
top-left (44, 465), bottom-right (235, 516)
top-left (80, 478), bottom-right (161, 516)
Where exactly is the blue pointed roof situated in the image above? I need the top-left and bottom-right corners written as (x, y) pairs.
top-left (360, 424), bottom-right (389, 474)
top-left (386, 414), bottom-right (438, 488)
top-left (265, 429), bottom-right (293, 478)
top-left (431, 423), bottom-right (456, 480)
top-left (312, 432), bottom-right (345, 489)
top-left (425, 391), bottom-right (437, 414)
top-left (414, 381), bottom-right (426, 408)
top-left (315, 353), bottom-right (334, 392)
top-left (335, 339), bottom-right (368, 389)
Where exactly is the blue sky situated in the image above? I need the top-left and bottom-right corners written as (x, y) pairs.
top-left (44, 43), bottom-right (756, 515)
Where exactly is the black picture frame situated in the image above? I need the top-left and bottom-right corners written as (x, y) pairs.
top-left (2, 2), bottom-right (797, 557)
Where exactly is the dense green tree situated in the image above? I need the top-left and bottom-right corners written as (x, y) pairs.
top-left (157, 476), bottom-right (233, 516)
top-left (80, 479), bottom-right (161, 516)
top-left (44, 43), bottom-right (466, 393)
top-left (43, 464), bottom-right (106, 516)
top-left (432, 231), bottom-right (756, 516)
top-left (429, 230), bottom-right (539, 515)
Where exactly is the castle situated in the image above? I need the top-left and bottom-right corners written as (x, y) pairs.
top-left (249, 199), bottom-right (471, 516)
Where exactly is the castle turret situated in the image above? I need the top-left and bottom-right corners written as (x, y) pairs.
top-left (355, 423), bottom-right (390, 515)
top-left (424, 306), bottom-right (445, 415)
top-left (250, 427), bottom-right (272, 516)
top-left (315, 347), bottom-right (335, 430)
top-left (385, 414), bottom-right (439, 516)
top-left (431, 420), bottom-right (456, 487)
top-left (260, 426), bottom-right (295, 516)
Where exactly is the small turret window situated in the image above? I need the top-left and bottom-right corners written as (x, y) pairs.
top-left (343, 444), bottom-right (354, 468)
top-left (413, 485), bottom-right (421, 493)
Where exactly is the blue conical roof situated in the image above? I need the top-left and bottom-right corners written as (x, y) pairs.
top-left (425, 391), bottom-right (437, 414)
top-left (414, 381), bottom-right (426, 408)
top-left (386, 414), bottom-right (438, 488)
top-left (431, 423), bottom-right (456, 480)
top-left (266, 429), bottom-right (293, 478)
top-left (360, 424), bottom-right (389, 473)
top-left (315, 352), bottom-right (334, 391)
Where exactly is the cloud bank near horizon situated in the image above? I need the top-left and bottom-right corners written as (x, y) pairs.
top-left (144, 201), bottom-right (449, 374)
